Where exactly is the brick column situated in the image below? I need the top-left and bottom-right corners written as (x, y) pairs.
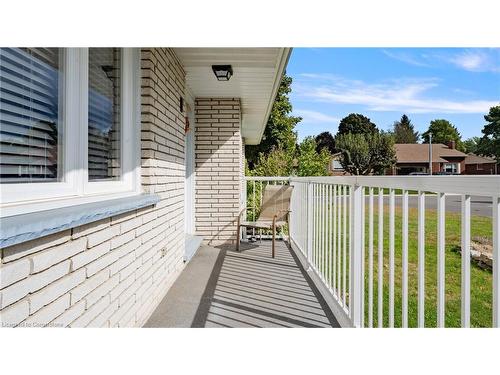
top-left (195, 98), bottom-right (242, 246)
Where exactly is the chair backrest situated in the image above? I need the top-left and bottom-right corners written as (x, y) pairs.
top-left (257, 184), bottom-right (293, 222)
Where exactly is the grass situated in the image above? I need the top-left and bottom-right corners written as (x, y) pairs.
top-left (312, 205), bottom-right (493, 328)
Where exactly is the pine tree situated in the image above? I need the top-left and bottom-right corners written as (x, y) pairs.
top-left (392, 114), bottom-right (419, 143)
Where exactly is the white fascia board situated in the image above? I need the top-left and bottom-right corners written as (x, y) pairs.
top-left (248, 47), bottom-right (292, 146)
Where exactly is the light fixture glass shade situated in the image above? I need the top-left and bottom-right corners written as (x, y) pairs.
top-left (212, 65), bottom-right (233, 81)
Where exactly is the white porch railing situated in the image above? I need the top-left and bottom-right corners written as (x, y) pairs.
top-left (243, 175), bottom-right (500, 328)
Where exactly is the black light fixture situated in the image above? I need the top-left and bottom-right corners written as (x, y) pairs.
top-left (212, 65), bottom-right (233, 81)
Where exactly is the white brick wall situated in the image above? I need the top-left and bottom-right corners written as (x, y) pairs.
top-left (0, 48), bottom-right (187, 328)
top-left (195, 98), bottom-right (243, 246)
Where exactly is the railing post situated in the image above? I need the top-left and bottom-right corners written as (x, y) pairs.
top-left (242, 178), bottom-right (247, 241)
top-left (493, 195), bottom-right (500, 327)
top-left (307, 181), bottom-right (313, 265)
top-left (350, 182), bottom-right (363, 327)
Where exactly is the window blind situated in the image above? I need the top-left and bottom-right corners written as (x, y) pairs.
top-left (0, 48), bottom-right (61, 183)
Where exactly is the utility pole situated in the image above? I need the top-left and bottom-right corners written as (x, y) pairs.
top-left (429, 134), bottom-right (433, 175)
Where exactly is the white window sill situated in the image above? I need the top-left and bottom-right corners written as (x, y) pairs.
top-left (0, 194), bottom-right (160, 248)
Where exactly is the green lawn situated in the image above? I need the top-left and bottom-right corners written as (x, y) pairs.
top-left (312, 205), bottom-right (493, 328)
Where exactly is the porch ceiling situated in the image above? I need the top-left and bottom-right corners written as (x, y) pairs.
top-left (174, 48), bottom-right (291, 145)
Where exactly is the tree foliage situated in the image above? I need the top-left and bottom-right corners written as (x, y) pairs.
top-left (476, 105), bottom-right (500, 162)
top-left (335, 132), bottom-right (396, 175)
top-left (251, 146), bottom-right (295, 177)
top-left (337, 113), bottom-right (378, 136)
top-left (391, 114), bottom-right (419, 143)
top-left (422, 119), bottom-right (465, 151)
top-left (296, 137), bottom-right (331, 176)
top-left (463, 137), bottom-right (481, 154)
top-left (315, 131), bottom-right (336, 154)
top-left (245, 73), bottom-right (301, 168)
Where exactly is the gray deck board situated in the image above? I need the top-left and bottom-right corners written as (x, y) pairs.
top-left (145, 240), bottom-right (339, 328)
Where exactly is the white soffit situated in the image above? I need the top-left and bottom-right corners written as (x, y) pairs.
top-left (174, 48), bottom-right (291, 145)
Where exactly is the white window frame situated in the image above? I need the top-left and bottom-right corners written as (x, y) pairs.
top-left (443, 162), bottom-right (459, 174)
top-left (1, 48), bottom-right (141, 217)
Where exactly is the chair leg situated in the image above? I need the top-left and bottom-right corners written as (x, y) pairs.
top-left (272, 226), bottom-right (276, 258)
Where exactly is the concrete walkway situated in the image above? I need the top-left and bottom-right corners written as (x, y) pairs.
top-left (145, 241), bottom-right (339, 328)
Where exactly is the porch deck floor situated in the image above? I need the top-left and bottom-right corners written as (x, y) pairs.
top-left (145, 240), bottom-right (339, 328)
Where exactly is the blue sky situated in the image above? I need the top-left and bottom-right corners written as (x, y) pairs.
top-left (287, 48), bottom-right (500, 141)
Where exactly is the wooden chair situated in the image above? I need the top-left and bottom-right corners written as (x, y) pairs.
top-left (236, 184), bottom-right (293, 258)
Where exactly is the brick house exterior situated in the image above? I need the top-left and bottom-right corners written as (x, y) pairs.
top-left (464, 153), bottom-right (499, 175)
top-left (390, 143), bottom-right (467, 175)
top-left (194, 98), bottom-right (243, 246)
top-left (0, 48), bottom-right (289, 327)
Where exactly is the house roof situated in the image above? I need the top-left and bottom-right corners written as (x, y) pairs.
top-left (174, 48), bottom-right (291, 145)
top-left (465, 153), bottom-right (497, 165)
top-left (394, 143), bottom-right (467, 163)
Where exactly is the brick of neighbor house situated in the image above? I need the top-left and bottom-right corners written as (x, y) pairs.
top-left (195, 98), bottom-right (243, 246)
top-left (0, 48), bottom-right (187, 328)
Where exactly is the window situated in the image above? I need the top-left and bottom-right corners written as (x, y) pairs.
top-left (0, 48), bottom-right (141, 216)
top-left (331, 159), bottom-right (344, 171)
top-left (88, 48), bottom-right (121, 181)
top-left (0, 48), bottom-right (64, 183)
top-left (443, 163), bottom-right (459, 174)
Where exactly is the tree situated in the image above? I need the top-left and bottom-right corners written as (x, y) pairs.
top-left (251, 146), bottom-right (295, 177)
top-left (422, 119), bottom-right (465, 151)
top-left (335, 132), bottom-right (396, 175)
top-left (337, 113), bottom-right (378, 136)
top-left (296, 137), bottom-right (331, 176)
top-left (463, 137), bottom-right (481, 154)
top-left (245, 73), bottom-right (301, 169)
top-left (477, 105), bottom-right (500, 161)
top-left (315, 131), bottom-right (336, 154)
top-left (391, 114), bottom-right (419, 143)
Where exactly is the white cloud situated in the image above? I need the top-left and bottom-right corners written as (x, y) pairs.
top-left (446, 50), bottom-right (500, 73)
top-left (381, 48), bottom-right (500, 73)
top-left (382, 50), bottom-right (430, 67)
top-left (294, 75), bottom-right (498, 114)
top-left (293, 109), bottom-right (339, 123)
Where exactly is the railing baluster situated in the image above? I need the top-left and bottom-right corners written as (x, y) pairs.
top-left (389, 189), bottom-right (395, 327)
top-left (418, 191), bottom-right (425, 327)
top-left (333, 185), bottom-right (337, 296)
top-left (343, 184), bottom-right (347, 307)
top-left (378, 187), bottom-right (384, 328)
top-left (350, 183), bottom-right (363, 327)
top-left (361, 186), bottom-right (365, 328)
top-left (312, 184), bottom-right (316, 266)
top-left (402, 189), bottom-right (409, 328)
top-left (493, 195), bottom-right (500, 327)
top-left (323, 184), bottom-right (327, 281)
top-left (307, 182), bottom-right (313, 264)
top-left (368, 187), bottom-right (374, 328)
top-left (461, 194), bottom-right (471, 328)
top-left (437, 192), bottom-right (446, 328)
top-left (338, 185), bottom-right (342, 303)
top-left (252, 180), bottom-right (256, 238)
top-left (329, 184), bottom-right (333, 289)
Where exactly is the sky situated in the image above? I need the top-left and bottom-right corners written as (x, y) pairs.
top-left (287, 48), bottom-right (500, 141)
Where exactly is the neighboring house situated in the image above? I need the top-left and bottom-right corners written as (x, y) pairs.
top-left (464, 153), bottom-right (499, 175)
top-left (0, 47), bottom-right (290, 327)
top-left (328, 153), bottom-right (350, 176)
top-left (389, 142), bottom-right (467, 175)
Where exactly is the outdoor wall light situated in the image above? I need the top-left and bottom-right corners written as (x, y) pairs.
top-left (212, 65), bottom-right (233, 81)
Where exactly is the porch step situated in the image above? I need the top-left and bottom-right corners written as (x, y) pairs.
top-left (184, 234), bottom-right (203, 262)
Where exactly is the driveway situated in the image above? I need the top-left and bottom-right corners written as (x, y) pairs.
top-left (393, 194), bottom-right (492, 217)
